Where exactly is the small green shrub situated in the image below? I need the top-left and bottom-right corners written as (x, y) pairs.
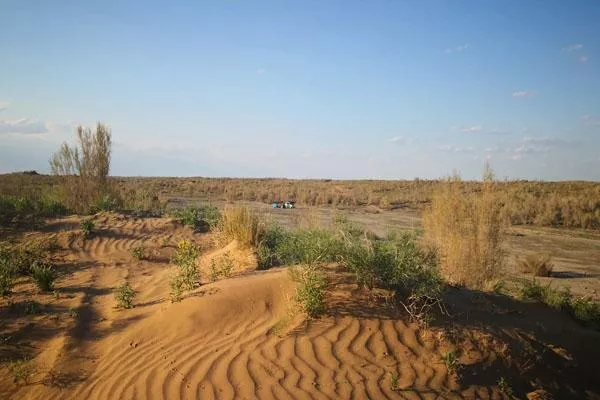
top-left (80, 219), bottom-right (95, 239)
top-left (519, 254), bottom-right (553, 277)
top-left (114, 282), bottom-right (136, 309)
top-left (571, 297), bottom-right (600, 329)
top-left (172, 240), bottom-right (200, 290)
top-left (290, 266), bottom-right (327, 317)
top-left (131, 243), bottom-right (146, 260)
top-left (390, 372), bottom-right (400, 391)
top-left (6, 358), bottom-right (35, 385)
top-left (497, 377), bottom-right (513, 397)
top-left (170, 275), bottom-right (184, 303)
top-left (31, 261), bottom-right (57, 292)
top-left (92, 194), bottom-right (120, 212)
top-left (24, 300), bottom-right (41, 315)
top-left (443, 350), bottom-right (460, 373)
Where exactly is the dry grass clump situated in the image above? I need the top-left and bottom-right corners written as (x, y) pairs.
top-left (214, 206), bottom-right (264, 247)
top-left (518, 254), bottom-right (553, 277)
top-left (423, 167), bottom-right (506, 289)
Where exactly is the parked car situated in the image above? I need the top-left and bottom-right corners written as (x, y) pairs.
top-left (272, 200), bottom-right (296, 209)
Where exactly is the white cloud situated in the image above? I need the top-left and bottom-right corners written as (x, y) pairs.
top-left (563, 44), bottom-right (583, 52)
top-left (512, 90), bottom-right (534, 98)
top-left (445, 44), bottom-right (469, 54)
top-left (459, 125), bottom-right (483, 133)
top-left (0, 118), bottom-right (48, 135)
top-left (387, 136), bottom-right (405, 144)
top-left (581, 114), bottom-right (600, 126)
top-left (579, 55), bottom-right (588, 63)
top-left (522, 136), bottom-right (566, 146)
top-left (256, 68), bottom-right (266, 74)
top-left (0, 101), bottom-right (9, 112)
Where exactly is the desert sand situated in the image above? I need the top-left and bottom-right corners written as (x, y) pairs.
top-left (1, 212), bottom-right (599, 399)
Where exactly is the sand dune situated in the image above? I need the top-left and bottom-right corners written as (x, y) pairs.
top-left (2, 213), bottom-right (599, 399)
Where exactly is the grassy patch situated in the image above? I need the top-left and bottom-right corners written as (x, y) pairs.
top-left (30, 261), bottom-right (57, 292)
top-left (80, 219), bottom-right (95, 239)
top-left (289, 266), bottom-right (327, 317)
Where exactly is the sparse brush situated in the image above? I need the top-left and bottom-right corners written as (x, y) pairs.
top-left (423, 165), bottom-right (506, 290)
top-left (170, 275), bottom-right (184, 303)
top-left (570, 297), bottom-right (600, 329)
top-left (6, 358), bottom-right (35, 385)
top-left (443, 350), bottom-right (460, 373)
top-left (497, 377), bottom-right (514, 397)
top-left (214, 206), bottom-right (263, 247)
top-left (390, 372), bottom-right (400, 391)
top-left (30, 261), bottom-right (57, 292)
top-left (80, 219), bottom-right (95, 239)
top-left (289, 266), bottom-right (327, 317)
top-left (209, 252), bottom-right (234, 281)
top-left (114, 282), bottom-right (136, 309)
top-left (518, 254), bottom-right (553, 277)
top-left (131, 243), bottom-right (146, 260)
top-left (170, 205), bottom-right (221, 232)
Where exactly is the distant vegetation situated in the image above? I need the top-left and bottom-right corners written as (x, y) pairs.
top-left (1, 172), bottom-right (599, 230)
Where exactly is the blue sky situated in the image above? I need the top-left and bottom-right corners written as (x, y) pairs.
top-left (1, 0), bottom-right (599, 180)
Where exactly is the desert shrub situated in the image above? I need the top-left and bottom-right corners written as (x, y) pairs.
top-left (423, 168), bottom-right (505, 289)
top-left (0, 257), bottom-right (17, 296)
top-left (172, 240), bottom-right (200, 290)
top-left (209, 252), bottom-right (234, 281)
top-left (570, 297), bottom-right (600, 329)
top-left (169, 275), bottom-right (184, 303)
top-left (443, 350), bottom-right (460, 373)
top-left (131, 243), bottom-right (146, 260)
top-left (256, 223), bottom-right (292, 269)
top-left (6, 358), bottom-right (35, 385)
top-left (80, 219), bottom-right (95, 239)
top-left (518, 254), bottom-right (553, 277)
top-left (91, 193), bottom-right (120, 212)
top-left (289, 266), bottom-right (327, 317)
top-left (114, 282), bottom-right (136, 309)
top-left (278, 229), bottom-right (342, 266)
top-left (520, 279), bottom-right (600, 329)
top-left (49, 122), bottom-right (114, 213)
top-left (214, 206), bottom-right (263, 247)
top-left (0, 242), bottom-right (44, 276)
top-left (340, 232), bottom-right (443, 322)
top-left (30, 261), bottom-right (57, 292)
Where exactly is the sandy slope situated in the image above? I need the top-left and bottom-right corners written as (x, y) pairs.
top-left (1, 213), bottom-right (599, 399)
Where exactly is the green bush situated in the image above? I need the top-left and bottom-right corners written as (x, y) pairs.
top-left (114, 282), bottom-right (136, 309)
top-left (170, 205), bottom-right (221, 232)
top-left (0, 195), bottom-right (66, 227)
top-left (92, 194), bottom-right (120, 212)
top-left (520, 279), bottom-right (600, 330)
top-left (290, 266), bottom-right (327, 317)
top-left (172, 240), bottom-right (200, 290)
top-left (0, 257), bottom-right (17, 297)
top-left (31, 261), bottom-right (57, 292)
top-left (259, 228), bottom-right (342, 268)
top-left (131, 243), bottom-right (146, 260)
top-left (341, 232), bottom-right (443, 322)
top-left (80, 219), bottom-right (95, 239)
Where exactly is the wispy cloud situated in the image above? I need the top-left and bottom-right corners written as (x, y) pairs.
top-left (459, 125), bottom-right (483, 133)
top-left (0, 118), bottom-right (48, 135)
top-left (256, 68), bottom-right (266, 74)
top-left (579, 55), bottom-right (588, 63)
top-left (581, 114), bottom-right (600, 126)
top-left (445, 44), bottom-right (469, 54)
top-left (0, 101), bottom-right (9, 112)
top-left (563, 43), bottom-right (583, 52)
top-left (387, 136), bottom-right (405, 144)
top-left (437, 144), bottom-right (476, 153)
top-left (512, 90), bottom-right (534, 98)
